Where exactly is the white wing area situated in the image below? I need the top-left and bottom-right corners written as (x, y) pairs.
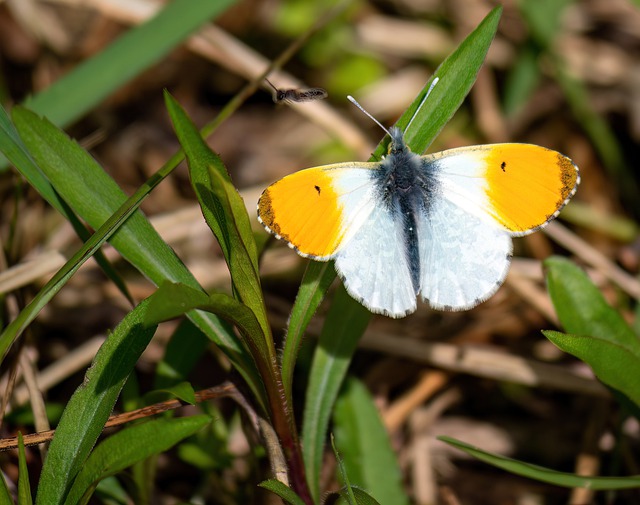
top-left (335, 202), bottom-right (417, 318)
top-left (418, 196), bottom-right (512, 310)
top-left (425, 152), bottom-right (497, 227)
top-left (330, 165), bottom-right (381, 256)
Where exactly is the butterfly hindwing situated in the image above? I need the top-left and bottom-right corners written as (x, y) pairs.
top-left (335, 201), bottom-right (417, 317)
top-left (418, 196), bottom-right (512, 310)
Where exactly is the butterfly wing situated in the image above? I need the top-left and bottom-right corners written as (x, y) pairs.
top-left (258, 162), bottom-right (417, 316)
top-left (425, 143), bottom-right (580, 236)
top-left (418, 196), bottom-right (512, 310)
top-left (334, 201), bottom-right (417, 317)
top-left (258, 162), bottom-right (382, 259)
top-left (417, 143), bottom-right (579, 310)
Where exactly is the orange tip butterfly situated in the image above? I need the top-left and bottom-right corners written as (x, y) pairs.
top-left (258, 78), bottom-right (580, 318)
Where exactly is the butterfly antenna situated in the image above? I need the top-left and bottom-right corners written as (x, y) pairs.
top-left (405, 77), bottom-right (439, 132)
top-left (265, 78), bottom-right (278, 92)
top-left (347, 95), bottom-right (391, 137)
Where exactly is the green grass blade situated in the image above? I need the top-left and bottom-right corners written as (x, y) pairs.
top-left (164, 93), bottom-right (271, 341)
top-left (17, 433), bottom-right (33, 505)
top-left (258, 480), bottom-right (306, 505)
top-left (302, 286), bottom-right (371, 501)
top-left (63, 416), bottom-right (211, 505)
top-left (0, 103), bottom-right (133, 304)
top-left (518, 0), bottom-right (634, 207)
top-left (281, 261), bottom-right (336, 402)
top-left (333, 378), bottom-right (408, 505)
top-left (36, 299), bottom-right (157, 505)
top-left (301, 8), bottom-right (502, 501)
top-left (2, 0), bottom-right (234, 168)
top-left (374, 5), bottom-right (503, 158)
top-left (439, 436), bottom-right (640, 490)
top-left (0, 466), bottom-right (12, 505)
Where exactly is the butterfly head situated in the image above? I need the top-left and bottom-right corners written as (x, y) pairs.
top-left (388, 126), bottom-right (409, 155)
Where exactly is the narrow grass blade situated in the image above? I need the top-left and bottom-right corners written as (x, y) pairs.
top-left (63, 416), bottom-right (211, 505)
top-left (374, 5), bottom-right (503, 158)
top-left (439, 436), bottom-right (640, 489)
top-left (36, 299), bottom-right (157, 505)
top-left (282, 261), bottom-right (336, 402)
top-left (258, 480), bottom-right (306, 505)
top-left (0, 467), bottom-right (12, 505)
top-left (17, 433), bottom-right (33, 505)
top-left (333, 378), bottom-right (408, 505)
top-left (302, 286), bottom-right (371, 501)
top-left (0, 0), bottom-right (235, 170)
top-left (301, 8), bottom-right (502, 501)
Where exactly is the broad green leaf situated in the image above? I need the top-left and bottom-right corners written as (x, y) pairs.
top-left (144, 283), bottom-right (266, 355)
top-left (333, 379), bottom-right (408, 505)
top-left (36, 299), bottom-right (157, 505)
top-left (164, 92), bottom-right (267, 333)
top-left (17, 433), bottom-right (33, 505)
top-left (325, 487), bottom-right (382, 505)
top-left (11, 107), bottom-right (193, 291)
top-left (6, 106), bottom-right (261, 405)
top-left (151, 381), bottom-right (197, 406)
top-left (439, 436), bottom-right (640, 489)
top-left (282, 261), bottom-right (336, 402)
top-left (165, 94), bottom-right (279, 416)
top-left (144, 282), bottom-right (210, 325)
top-left (63, 415), bottom-right (211, 505)
top-left (153, 319), bottom-right (210, 390)
top-left (545, 257), bottom-right (640, 352)
top-left (0, 103), bottom-right (132, 304)
top-left (544, 330), bottom-right (640, 407)
top-left (258, 479), bottom-right (306, 505)
top-left (301, 8), bottom-right (502, 501)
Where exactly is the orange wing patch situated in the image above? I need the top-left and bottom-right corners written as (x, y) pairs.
top-left (258, 168), bottom-right (346, 258)
top-left (483, 144), bottom-right (579, 234)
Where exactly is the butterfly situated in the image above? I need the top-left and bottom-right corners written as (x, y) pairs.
top-left (265, 78), bottom-right (328, 104)
top-left (257, 78), bottom-right (580, 318)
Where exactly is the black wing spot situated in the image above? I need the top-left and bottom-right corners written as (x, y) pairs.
top-left (501, 161), bottom-right (506, 172)
top-left (314, 185), bottom-right (321, 195)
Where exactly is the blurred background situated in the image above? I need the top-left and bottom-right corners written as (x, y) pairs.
top-left (0, 0), bottom-right (639, 503)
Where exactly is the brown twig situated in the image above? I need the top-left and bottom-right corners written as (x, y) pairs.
top-left (0, 383), bottom-right (236, 452)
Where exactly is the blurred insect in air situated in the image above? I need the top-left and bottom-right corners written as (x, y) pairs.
top-left (265, 78), bottom-right (328, 104)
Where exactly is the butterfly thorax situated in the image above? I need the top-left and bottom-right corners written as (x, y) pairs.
top-left (373, 128), bottom-right (437, 295)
